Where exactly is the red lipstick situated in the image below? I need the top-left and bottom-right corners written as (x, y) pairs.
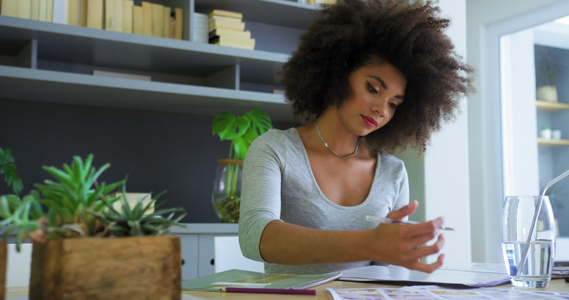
top-left (361, 115), bottom-right (378, 128)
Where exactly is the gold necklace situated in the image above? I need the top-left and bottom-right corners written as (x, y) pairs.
top-left (314, 121), bottom-right (358, 158)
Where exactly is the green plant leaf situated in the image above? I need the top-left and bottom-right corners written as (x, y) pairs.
top-left (0, 147), bottom-right (24, 195)
top-left (212, 112), bottom-right (250, 141)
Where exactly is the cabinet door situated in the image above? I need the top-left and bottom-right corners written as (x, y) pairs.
top-left (197, 233), bottom-right (238, 277)
top-left (179, 234), bottom-right (199, 279)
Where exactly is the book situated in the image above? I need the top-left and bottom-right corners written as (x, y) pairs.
top-left (52, 0), bottom-right (69, 24)
top-left (1, 0), bottom-right (18, 17)
top-left (169, 15), bottom-right (174, 38)
top-left (68, 0), bottom-right (79, 26)
top-left (209, 28), bottom-right (251, 40)
top-left (79, 0), bottom-right (86, 26)
top-left (208, 18), bottom-right (245, 32)
top-left (162, 6), bottom-right (170, 38)
top-left (208, 9), bottom-right (242, 20)
top-left (17, 0), bottom-right (31, 19)
top-left (86, 0), bottom-right (103, 29)
top-left (151, 3), bottom-right (163, 37)
top-left (132, 4), bottom-right (143, 35)
top-left (104, 0), bottom-right (123, 31)
top-left (141, 1), bottom-right (152, 36)
top-left (182, 269), bottom-right (342, 292)
top-left (123, 0), bottom-right (133, 33)
top-left (174, 7), bottom-right (183, 39)
top-left (38, 0), bottom-right (47, 21)
top-left (210, 35), bottom-right (255, 50)
top-left (45, 0), bottom-right (52, 22)
top-left (192, 12), bottom-right (208, 43)
top-left (338, 264), bottom-right (511, 288)
top-left (106, 192), bottom-right (155, 213)
top-left (30, 0), bottom-right (39, 20)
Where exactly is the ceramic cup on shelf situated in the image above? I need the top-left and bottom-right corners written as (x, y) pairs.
top-left (540, 128), bottom-right (552, 139)
top-left (552, 130), bottom-right (561, 140)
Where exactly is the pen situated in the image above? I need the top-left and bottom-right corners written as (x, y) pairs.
top-left (366, 215), bottom-right (455, 231)
top-left (220, 287), bottom-right (317, 295)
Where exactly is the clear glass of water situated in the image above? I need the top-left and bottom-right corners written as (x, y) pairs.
top-left (502, 195), bottom-right (556, 288)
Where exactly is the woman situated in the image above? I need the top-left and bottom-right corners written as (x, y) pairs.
top-left (238, 0), bottom-right (473, 275)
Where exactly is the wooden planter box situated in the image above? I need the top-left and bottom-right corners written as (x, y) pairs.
top-left (0, 241), bottom-right (6, 300)
top-left (29, 236), bottom-right (181, 300)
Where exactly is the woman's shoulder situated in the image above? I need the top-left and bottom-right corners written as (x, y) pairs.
top-left (377, 150), bottom-right (406, 169)
top-left (255, 127), bottom-right (299, 143)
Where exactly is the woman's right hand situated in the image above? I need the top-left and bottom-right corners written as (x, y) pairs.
top-left (367, 200), bottom-right (446, 273)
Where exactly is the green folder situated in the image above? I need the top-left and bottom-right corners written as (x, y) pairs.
top-left (182, 269), bottom-right (343, 291)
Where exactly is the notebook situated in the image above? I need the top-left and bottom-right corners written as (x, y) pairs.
top-left (182, 269), bottom-right (343, 291)
top-left (339, 263), bottom-right (511, 288)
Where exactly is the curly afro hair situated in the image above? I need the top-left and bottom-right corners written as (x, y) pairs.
top-left (281, 0), bottom-right (474, 154)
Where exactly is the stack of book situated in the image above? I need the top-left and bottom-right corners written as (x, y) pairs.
top-left (208, 9), bottom-right (255, 50)
top-left (306, 0), bottom-right (337, 5)
top-left (0, 0), bottom-right (184, 40)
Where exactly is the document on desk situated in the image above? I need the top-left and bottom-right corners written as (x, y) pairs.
top-left (328, 286), bottom-right (569, 300)
top-left (339, 263), bottom-right (511, 288)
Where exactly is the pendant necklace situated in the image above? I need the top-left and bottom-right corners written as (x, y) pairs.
top-left (314, 120), bottom-right (358, 158)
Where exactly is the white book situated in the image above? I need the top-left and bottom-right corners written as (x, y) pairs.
top-left (52, 0), bottom-right (69, 24)
top-left (193, 13), bottom-right (208, 43)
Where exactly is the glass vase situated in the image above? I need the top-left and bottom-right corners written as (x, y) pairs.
top-left (212, 159), bottom-right (243, 223)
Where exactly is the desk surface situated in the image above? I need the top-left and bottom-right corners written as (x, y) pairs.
top-left (7, 279), bottom-right (569, 299)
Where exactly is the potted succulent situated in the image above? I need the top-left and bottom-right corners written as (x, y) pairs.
top-left (0, 147), bottom-right (34, 299)
top-left (3, 154), bottom-right (186, 300)
top-left (535, 46), bottom-right (567, 102)
top-left (211, 109), bottom-right (273, 223)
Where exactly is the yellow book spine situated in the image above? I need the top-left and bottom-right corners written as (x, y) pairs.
top-left (86, 0), bottom-right (103, 29)
top-left (141, 1), bottom-right (152, 36)
top-left (162, 6), bottom-right (170, 38)
top-left (68, 0), bottom-right (79, 26)
top-left (151, 3), bottom-right (163, 37)
top-left (132, 5), bottom-right (143, 35)
top-left (1, 0), bottom-right (18, 17)
top-left (18, 0), bottom-right (31, 19)
top-left (79, 0), bottom-right (87, 26)
top-left (30, 0), bottom-right (40, 20)
top-left (46, 0), bottom-right (53, 22)
top-left (174, 7), bottom-right (183, 40)
top-left (123, 0), bottom-right (133, 33)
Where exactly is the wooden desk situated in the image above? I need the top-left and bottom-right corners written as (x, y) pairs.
top-left (8, 279), bottom-right (568, 299)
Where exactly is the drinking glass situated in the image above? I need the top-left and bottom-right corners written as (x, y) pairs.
top-left (502, 195), bottom-right (556, 288)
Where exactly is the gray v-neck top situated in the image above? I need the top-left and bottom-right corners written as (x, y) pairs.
top-left (238, 128), bottom-right (409, 274)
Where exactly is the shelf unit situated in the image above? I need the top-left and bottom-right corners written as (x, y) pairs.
top-left (537, 137), bottom-right (569, 147)
top-left (536, 100), bottom-right (569, 112)
top-left (0, 0), bottom-right (318, 122)
top-left (536, 100), bottom-right (569, 147)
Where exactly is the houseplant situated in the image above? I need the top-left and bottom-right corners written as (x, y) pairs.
top-left (535, 46), bottom-right (567, 102)
top-left (0, 147), bottom-right (38, 300)
top-left (211, 109), bottom-right (273, 222)
top-left (5, 154), bottom-right (186, 300)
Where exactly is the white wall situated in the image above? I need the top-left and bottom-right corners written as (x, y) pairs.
top-left (500, 29), bottom-right (540, 196)
top-left (466, 0), bottom-right (567, 263)
top-left (399, 0), bottom-right (472, 265)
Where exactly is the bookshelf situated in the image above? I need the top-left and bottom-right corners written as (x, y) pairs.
top-left (0, 0), bottom-right (319, 122)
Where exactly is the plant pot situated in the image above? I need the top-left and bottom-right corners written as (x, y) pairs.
top-left (0, 241), bottom-right (6, 300)
top-left (29, 236), bottom-right (181, 300)
top-left (212, 159), bottom-right (243, 223)
top-left (536, 85), bottom-right (558, 102)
